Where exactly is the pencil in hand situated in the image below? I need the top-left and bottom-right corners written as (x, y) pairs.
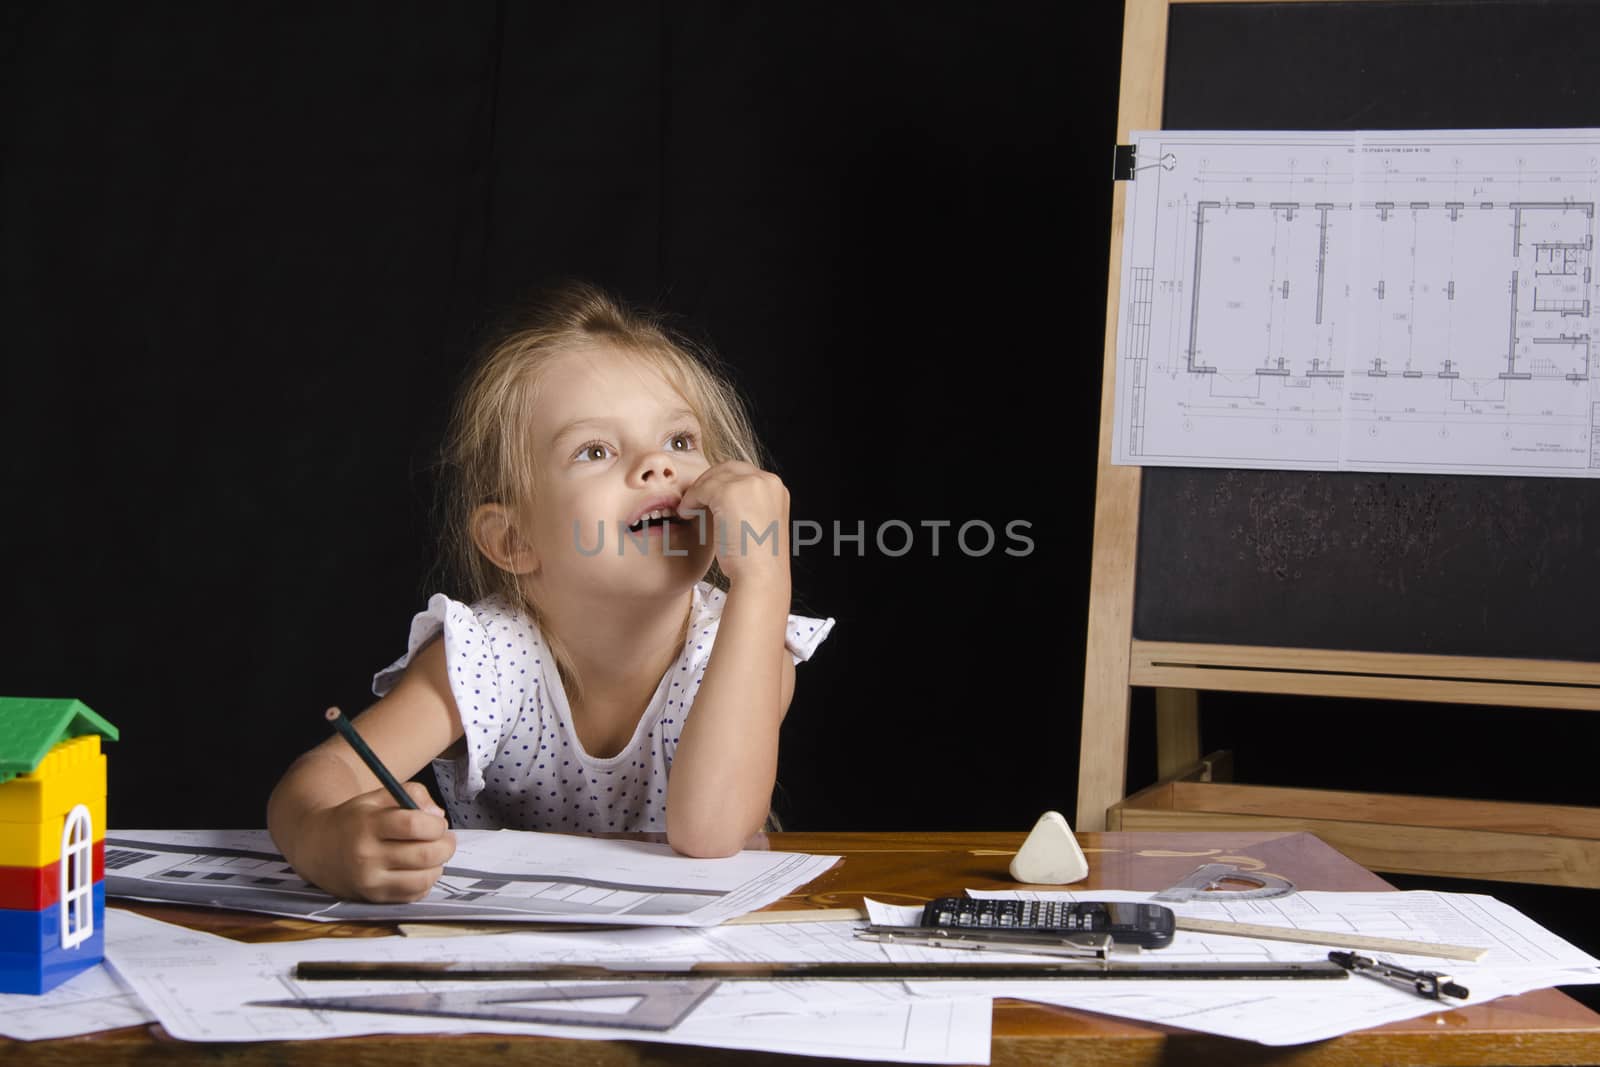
top-left (324, 707), bottom-right (463, 898)
top-left (324, 706), bottom-right (419, 811)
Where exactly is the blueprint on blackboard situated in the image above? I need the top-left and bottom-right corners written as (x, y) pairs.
top-left (1113, 129), bottom-right (1600, 477)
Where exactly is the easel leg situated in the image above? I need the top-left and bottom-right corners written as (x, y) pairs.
top-left (1075, 683), bottom-right (1132, 832)
top-left (1155, 687), bottom-right (1201, 782)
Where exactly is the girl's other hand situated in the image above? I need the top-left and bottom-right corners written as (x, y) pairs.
top-left (316, 781), bottom-right (456, 903)
top-left (677, 460), bottom-right (790, 587)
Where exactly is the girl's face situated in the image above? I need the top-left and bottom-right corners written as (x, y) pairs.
top-left (522, 344), bottom-right (716, 600)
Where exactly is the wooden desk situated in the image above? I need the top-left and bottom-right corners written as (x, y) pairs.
top-left (11, 831), bottom-right (1600, 1066)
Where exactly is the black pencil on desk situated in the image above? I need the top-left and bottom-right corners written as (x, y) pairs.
top-left (325, 706), bottom-right (418, 810)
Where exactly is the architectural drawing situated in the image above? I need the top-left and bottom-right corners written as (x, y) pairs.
top-left (1341, 131), bottom-right (1599, 474)
top-left (101, 829), bottom-right (836, 925)
top-left (1113, 129), bottom-right (1600, 477)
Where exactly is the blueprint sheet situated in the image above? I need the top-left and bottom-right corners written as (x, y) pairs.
top-left (1114, 128), bottom-right (1600, 476)
top-left (923, 889), bottom-right (1600, 1046)
top-left (0, 964), bottom-right (154, 1041)
top-left (104, 908), bottom-right (994, 1063)
top-left (104, 828), bottom-right (837, 925)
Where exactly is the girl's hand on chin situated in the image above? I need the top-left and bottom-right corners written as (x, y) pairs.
top-left (677, 460), bottom-right (790, 587)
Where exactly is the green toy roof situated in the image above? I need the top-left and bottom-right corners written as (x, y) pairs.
top-left (0, 697), bottom-right (119, 785)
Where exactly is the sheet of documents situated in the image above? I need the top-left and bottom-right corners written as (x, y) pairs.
top-left (104, 828), bottom-right (837, 926)
top-left (872, 889), bottom-right (1600, 1046)
top-left (1112, 127), bottom-right (1600, 478)
top-left (104, 909), bottom-right (994, 1064)
top-left (0, 964), bottom-right (155, 1041)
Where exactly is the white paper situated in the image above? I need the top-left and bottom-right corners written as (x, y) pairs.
top-left (1341, 130), bottom-right (1600, 476)
top-left (1124, 888), bottom-right (1600, 971)
top-left (865, 898), bottom-right (928, 926)
top-left (1113, 128), bottom-right (1600, 477)
top-left (943, 888), bottom-right (1600, 1045)
top-left (0, 963), bottom-right (155, 1041)
top-left (1114, 130), bottom-right (1351, 470)
top-left (97, 882), bottom-right (1600, 1053)
top-left (104, 828), bottom-right (837, 926)
top-left (104, 909), bottom-right (992, 1063)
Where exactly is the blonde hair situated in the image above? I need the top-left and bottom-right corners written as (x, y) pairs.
top-left (436, 282), bottom-right (765, 696)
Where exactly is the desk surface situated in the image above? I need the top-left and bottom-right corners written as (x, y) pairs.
top-left (11, 830), bottom-right (1600, 1066)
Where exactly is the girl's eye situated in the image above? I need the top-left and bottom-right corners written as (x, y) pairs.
top-left (574, 442), bottom-right (613, 462)
top-left (667, 431), bottom-right (698, 452)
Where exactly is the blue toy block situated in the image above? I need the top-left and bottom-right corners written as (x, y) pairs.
top-left (0, 882), bottom-right (105, 994)
top-left (0, 924), bottom-right (105, 994)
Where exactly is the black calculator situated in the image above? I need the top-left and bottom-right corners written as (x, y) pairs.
top-left (920, 898), bottom-right (1176, 949)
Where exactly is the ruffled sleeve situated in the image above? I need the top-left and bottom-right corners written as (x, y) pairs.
top-left (373, 593), bottom-right (458, 696)
top-left (688, 583), bottom-right (835, 667)
top-left (785, 612), bottom-right (835, 665)
top-left (372, 594), bottom-right (539, 805)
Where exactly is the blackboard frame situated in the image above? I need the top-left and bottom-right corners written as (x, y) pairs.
top-left (1075, 0), bottom-right (1600, 888)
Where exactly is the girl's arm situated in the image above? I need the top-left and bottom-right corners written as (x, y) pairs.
top-left (666, 576), bottom-right (795, 856)
top-left (266, 639), bottom-right (464, 901)
top-left (667, 462), bottom-right (795, 857)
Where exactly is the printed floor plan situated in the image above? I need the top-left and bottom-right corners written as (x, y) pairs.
top-left (1113, 129), bottom-right (1600, 476)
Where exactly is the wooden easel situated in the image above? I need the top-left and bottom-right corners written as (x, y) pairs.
top-left (1077, 0), bottom-right (1600, 889)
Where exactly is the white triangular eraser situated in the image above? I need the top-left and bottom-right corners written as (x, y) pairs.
top-left (1009, 811), bottom-right (1089, 884)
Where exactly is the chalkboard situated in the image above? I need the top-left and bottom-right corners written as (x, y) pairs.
top-left (1133, 0), bottom-right (1600, 662)
top-left (1135, 468), bottom-right (1600, 659)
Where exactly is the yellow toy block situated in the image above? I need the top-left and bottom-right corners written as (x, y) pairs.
top-left (0, 795), bottom-right (107, 868)
top-left (0, 737), bottom-right (107, 825)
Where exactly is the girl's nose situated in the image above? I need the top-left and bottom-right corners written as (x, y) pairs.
top-left (633, 451), bottom-right (677, 483)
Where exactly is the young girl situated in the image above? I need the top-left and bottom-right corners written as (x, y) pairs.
top-left (267, 284), bottom-right (834, 902)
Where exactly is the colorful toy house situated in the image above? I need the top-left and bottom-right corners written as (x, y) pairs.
top-left (0, 697), bottom-right (117, 994)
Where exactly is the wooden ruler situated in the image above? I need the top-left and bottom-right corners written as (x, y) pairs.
top-left (723, 907), bottom-right (866, 925)
top-left (1175, 916), bottom-right (1487, 962)
top-left (397, 907), bottom-right (868, 939)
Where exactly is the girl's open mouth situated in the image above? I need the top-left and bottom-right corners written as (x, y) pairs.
top-left (626, 514), bottom-right (693, 534)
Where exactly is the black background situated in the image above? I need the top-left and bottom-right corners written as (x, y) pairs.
top-left (1, 1), bottom-right (1108, 832)
top-left (5, 0), bottom-right (1600, 1005)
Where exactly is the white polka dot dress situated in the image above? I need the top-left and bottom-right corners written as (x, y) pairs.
top-left (371, 582), bottom-right (834, 833)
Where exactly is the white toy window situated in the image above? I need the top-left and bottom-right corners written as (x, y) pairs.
top-left (59, 804), bottom-right (94, 950)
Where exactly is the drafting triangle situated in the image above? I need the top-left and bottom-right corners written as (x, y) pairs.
top-left (253, 979), bottom-right (718, 1031)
